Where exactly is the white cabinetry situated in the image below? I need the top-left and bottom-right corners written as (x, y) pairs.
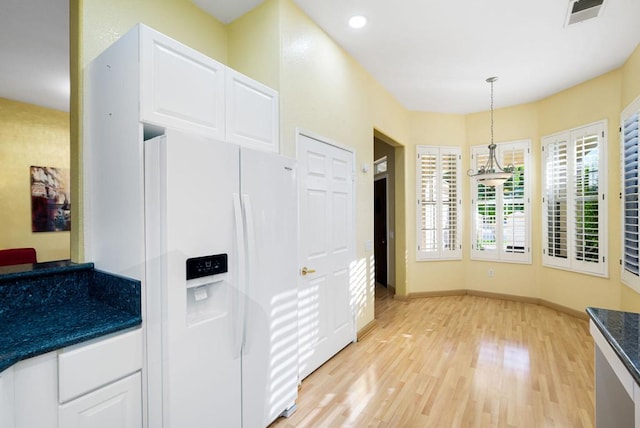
top-left (590, 321), bottom-right (640, 427)
top-left (87, 23), bottom-right (278, 151)
top-left (140, 26), bottom-right (226, 140)
top-left (58, 329), bottom-right (143, 428)
top-left (59, 373), bottom-right (141, 428)
top-left (0, 329), bottom-right (142, 428)
top-left (58, 328), bottom-right (142, 403)
top-left (226, 68), bottom-right (279, 152)
top-left (1, 368), bottom-right (15, 427)
top-left (13, 352), bottom-right (58, 428)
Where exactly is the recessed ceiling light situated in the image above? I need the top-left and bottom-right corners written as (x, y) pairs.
top-left (348, 15), bottom-right (367, 29)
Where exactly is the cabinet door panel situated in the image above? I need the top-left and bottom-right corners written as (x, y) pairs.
top-left (141, 26), bottom-right (225, 140)
top-left (0, 369), bottom-right (15, 428)
top-left (59, 372), bottom-right (141, 428)
top-left (226, 69), bottom-right (279, 152)
top-left (14, 353), bottom-right (57, 428)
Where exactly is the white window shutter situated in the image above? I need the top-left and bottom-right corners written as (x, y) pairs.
top-left (543, 138), bottom-right (570, 269)
top-left (501, 145), bottom-right (528, 261)
top-left (418, 150), bottom-right (438, 253)
top-left (471, 141), bottom-right (531, 263)
top-left (572, 126), bottom-right (603, 274)
top-left (622, 102), bottom-right (640, 291)
top-left (416, 146), bottom-right (462, 260)
top-left (542, 121), bottom-right (607, 277)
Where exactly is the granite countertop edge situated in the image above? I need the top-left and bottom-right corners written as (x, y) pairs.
top-left (586, 307), bottom-right (640, 386)
top-left (0, 260), bottom-right (94, 282)
top-left (0, 314), bottom-right (142, 373)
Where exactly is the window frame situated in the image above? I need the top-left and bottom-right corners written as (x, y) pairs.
top-left (416, 145), bottom-right (462, 261)
top-left (621, 97), bottom-right (640, 292)
top-left (470, 140), bottom-right (532, 264)
top-left (542, 120), bottom-right (608, 277)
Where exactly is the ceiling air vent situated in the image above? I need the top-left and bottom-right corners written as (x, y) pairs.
top-left (565, 0), bottom-right (606, 26)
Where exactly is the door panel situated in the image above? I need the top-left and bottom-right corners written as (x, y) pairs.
top-left (298, 133), bottom-right (355, 380)
top-left (333, 192), bottom-right (349, 252)
top-left (308, 190), bottom-right (329, 258)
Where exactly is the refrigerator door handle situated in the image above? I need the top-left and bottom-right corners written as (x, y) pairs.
top-left (233, 193), bottom-right (247, 358)
top-left (241, 194), bottom-right (256, 350)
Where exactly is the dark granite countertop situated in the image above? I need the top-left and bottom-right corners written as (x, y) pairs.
top-left (587, 307), bottom-right (640, 385)
top-left (0, 261), bottom-right (141, 373)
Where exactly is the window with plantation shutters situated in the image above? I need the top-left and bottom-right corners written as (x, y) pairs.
top-left (416, 146), bottom-right (462, 260)
top-left (544, 140), bottom-right (569, 261)
top-left (471, 140), bottom-right (531, 263)
top-left (542, 121), bottom-right (607, 277)
top-left (621, 98), bottom-right (640, 293)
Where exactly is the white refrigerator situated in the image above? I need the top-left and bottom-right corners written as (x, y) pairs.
top-left (144, 129), bottom-right (298, 427)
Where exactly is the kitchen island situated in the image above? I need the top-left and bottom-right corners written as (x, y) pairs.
top-left (587, 307), bottom-right (640, 427)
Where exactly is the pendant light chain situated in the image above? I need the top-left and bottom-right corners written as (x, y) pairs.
top-left (490, 78), bottom-right (494, 146)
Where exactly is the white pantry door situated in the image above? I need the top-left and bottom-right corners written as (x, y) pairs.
top-left (297, 132), bottom-right (356, 380)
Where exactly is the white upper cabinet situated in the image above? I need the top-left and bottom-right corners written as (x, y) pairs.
top-left (140, 26), bottom-right (226, 140)
top-left (226, 68), bottom-right (279, 153)
top-left (88, 23), bottom-right (280, 152)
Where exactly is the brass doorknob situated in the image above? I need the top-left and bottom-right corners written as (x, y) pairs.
top-left (301, 266), bottom-right (316, 276)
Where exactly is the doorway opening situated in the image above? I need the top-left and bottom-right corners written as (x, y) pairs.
top-left (374, 171), bottom-right (388, 287)
top-left (373, 131), bottom-right (403, 313)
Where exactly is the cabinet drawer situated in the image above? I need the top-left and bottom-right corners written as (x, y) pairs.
top-left (59, 372), bottom-right (142, 428)
top-left (59, 328), bottom-right (142, 403)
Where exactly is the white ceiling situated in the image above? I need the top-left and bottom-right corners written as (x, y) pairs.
top-left (1, 0), bottom-right (69, 112)
top-left (204, 0), bottom-right (640, 114)
top-left (3, 0), bottom-right (640, 114)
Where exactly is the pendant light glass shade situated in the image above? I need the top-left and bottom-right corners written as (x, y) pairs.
top-left (468, 77), bottom-right (514, 187)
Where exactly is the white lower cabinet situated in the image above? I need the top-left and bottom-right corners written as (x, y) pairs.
top-left (58, 373), bottom-right (141, 428)
top-left (1, 328), bottom-right (142, 428)
top-left (58, 329), bottom-right (143, 428)
top-left (1, 367), bottom-right (15, 427)
top-left (14, 352), bottom-right (58, 428)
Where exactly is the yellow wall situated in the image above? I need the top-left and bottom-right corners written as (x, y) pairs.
top-left (406, 112), bottom-right (467, 292)
top-left (227, 0), bottom-right (280, 91)
top-left (621, 44), bottom-right (640, 110)
top-left (0, 98), bottom-right (70, 262)
top-left (225, 0), bottom-right (411, 327)
top-left (81, 0), bottom-right (227, 66)
top-left (536, 70), bottom-right (622, 312)
top-left (463, 104), bottom-right (541, 299)
top-left (278, 0), bottom-right (409, 328)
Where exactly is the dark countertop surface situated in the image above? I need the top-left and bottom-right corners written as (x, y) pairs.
top-left (587, 307), bottom-right (640, 385)
top-left (0, 261), bottom-right (141, 373)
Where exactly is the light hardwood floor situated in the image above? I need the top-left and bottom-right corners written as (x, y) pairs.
top-left (271, 286), bottom-right (595, 427)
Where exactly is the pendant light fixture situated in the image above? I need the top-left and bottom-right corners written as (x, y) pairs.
top-left (467, 77), bottom-right (514, 187)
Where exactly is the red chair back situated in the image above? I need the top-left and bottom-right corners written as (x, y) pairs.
top-left (0, 248), bottom-right (37, 267)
